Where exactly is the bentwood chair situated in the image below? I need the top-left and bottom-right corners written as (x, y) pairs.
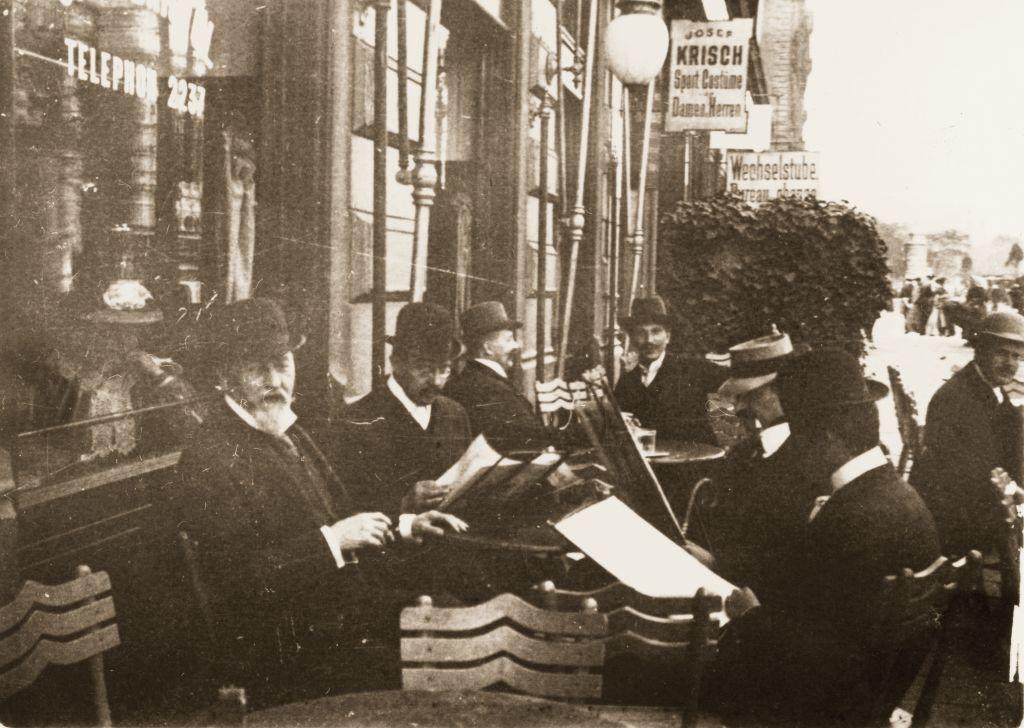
top-left (867, 551), bottom-right (983, 727)
top-left (530, 580), bottom-right (721, 727)
top-left (0, 565), bottom-right (120, 726)
top-left (400, 592), bottom-right (608, 700)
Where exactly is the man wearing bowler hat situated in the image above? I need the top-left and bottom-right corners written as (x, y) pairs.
top-left (708, 348), bottom-right (939, 725)
top-left (912, 310), bottom-right (1024, 556)
top-left (706, 328), bottom-right (813, 605)
top-left (613, 295), bottom-right (723, 444)
top-left (444, 301), bottom-right (552, 455)
top-left (171, 298), bottom-right (465, 703)
top-left (338, 302), bottom-right (473, 520)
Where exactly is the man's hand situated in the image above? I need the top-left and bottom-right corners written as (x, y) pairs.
top-left (326, 512), bottom-right (394, 550)
top-left (402, 480), bottom-right (450, 512)
top-left (725, 587), bottom-right (760, 620)
top-left (683, 540), bottom-right (716, 570)
top-left (410, 511), bottom-right (469, 542)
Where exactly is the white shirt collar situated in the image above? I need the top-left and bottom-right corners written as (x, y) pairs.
top-left (973, 363), bottom-right (1006, 404)
top-left (387, 375), bottom-right (432, 430)
top-left (759, 422), bottom-right (790, 459)
top-left (474, 358), bottom-right (508, 379)
top-left (223, 394), bottom-right (297, 437)
top-left (829, 446), bottom-right (888, 493)
top-left (640, 351), bottom-right (667, 387)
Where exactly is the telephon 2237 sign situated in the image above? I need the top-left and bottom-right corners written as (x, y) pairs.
top-left (666, 19), bottom-right (753, 133)
top-left (727, 151), bottom-right (820, 204)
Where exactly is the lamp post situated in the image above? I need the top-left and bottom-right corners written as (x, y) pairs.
top-left (606, 0), bottom-right (669, 312)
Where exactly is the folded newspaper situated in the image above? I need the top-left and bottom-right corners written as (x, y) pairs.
top-left (555, 496), bottom-right (737, 621)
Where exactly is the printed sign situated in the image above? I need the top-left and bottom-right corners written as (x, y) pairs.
top-left (726, 151), bottom-right (820, 204)
top-left (666, 18), bottom-right (753, 133)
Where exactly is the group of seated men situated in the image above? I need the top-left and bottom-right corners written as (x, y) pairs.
top-left (165, 291), bottom-right (1022, 723)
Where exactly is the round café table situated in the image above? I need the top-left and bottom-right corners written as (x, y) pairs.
top-left (247, 690), bottom-right (629, 727)
top-left (644, 440), bottom-right (726, 467)
top-left (646, 441), bottom-right (726, 544)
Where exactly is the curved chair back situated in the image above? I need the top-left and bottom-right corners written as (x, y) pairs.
top-left (887, 366), bottom-right (924, 477)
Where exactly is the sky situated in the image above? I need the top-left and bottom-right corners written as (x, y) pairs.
top-left (803, 0), bottom-right (1024, 249)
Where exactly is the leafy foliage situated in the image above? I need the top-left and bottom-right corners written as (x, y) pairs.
top-left (657, 194), bottom-right (891, 358)
top-left (876, 221), bottom-right (911, 281)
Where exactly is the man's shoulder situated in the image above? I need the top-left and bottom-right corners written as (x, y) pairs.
top-left (432, 393), bottom-right (470, 419)
top-left (179, 408), bottom-right (253, 472)
top-left (341, 386), bottom-right (394, 419)
top-left (446, 362), bottom-right (503, 395)
top-left (930, 364), bottom-right (988, 410)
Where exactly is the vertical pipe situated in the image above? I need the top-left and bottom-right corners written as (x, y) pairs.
top-left (536, 96), bottom-right (552, 382)
top-left (396, 0), bottom-right (411, 180)
top-left (0, 0), bottom-right (15, 308)
top-left (557, 0), bottom-right (599, 378)
top-left (409, 0), bottom-right (443, 300)
top-left (607, 147), bottom-right (622, 379)
top-left (372, 0), bottom-right (391, 379)
top-left (683, 130), bottom-right (693, 203)
top-left (628, 80), bottom-right (655, 304)
top-left (555, 0), bottom-right (568, 207)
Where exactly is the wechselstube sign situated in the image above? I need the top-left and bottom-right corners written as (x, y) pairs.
top-left (666, 18), bottom-right (753, 133)
top-left (727, 151), bottom-right (820, 204)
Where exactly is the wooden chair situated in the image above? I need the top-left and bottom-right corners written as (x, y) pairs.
top-left (400, 592), bottom-right (608, 700)
top-left (534, 377), bottom-right (590, 435)
top-left (531, 580), bottom-right (721, 727)
top-left (887, 365), bottom-right (924, 478)
top-left (867, 551), bottom-right (983, 727)
top-left (0, 565), bottom-right (120, 726)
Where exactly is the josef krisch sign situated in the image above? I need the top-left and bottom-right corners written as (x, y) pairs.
top-left (727, 151), bottom-right (820, 204)
top-left (666, 18), bottom-right (753, 133)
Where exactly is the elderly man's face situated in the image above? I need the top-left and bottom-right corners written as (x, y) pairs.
top-left (393, 355), bottom-right (452, 406)
top-left (223, 351), bottom-right (296, 415)
top-left (482, 329), bottom-right (521, 372)
top-left (631, 323), bottom-right (670, 364)
top-left (977, 340), bottom-right (1024, 387)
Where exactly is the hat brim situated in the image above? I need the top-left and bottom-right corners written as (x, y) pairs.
top-left (717, 373), bottom-right (778, 402)
top-left (978, 331), bottom-right (1024, 348)
top-left (621, 315), bottom-right (671, 330)
top-left (791, 379), bottom-right (890, 413)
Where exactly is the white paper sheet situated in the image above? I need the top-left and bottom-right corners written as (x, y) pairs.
top-left (555, 496), bottom-right (737, 620)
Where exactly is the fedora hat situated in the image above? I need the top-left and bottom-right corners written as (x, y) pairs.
top-left (978, 311), bottom-right (1024, 347)
top-left (621, 295), bottom-right (671, 330)
top-left (717, 327), bottom-right (809, 401)
top-left (387, 302), bottom-right (461, 364)
top-left (776, 348), bottom-right (888, 419)
top-left (202, 298), bottom-right (306, 368)
top-left (461, 301), bottom-right (522, 342)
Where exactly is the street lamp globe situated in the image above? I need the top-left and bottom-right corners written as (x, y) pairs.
top-left (605, 1), bottom-right (670, 86)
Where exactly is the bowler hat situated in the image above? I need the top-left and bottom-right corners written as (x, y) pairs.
top-left (461, 301), bottom-right (522, 342)
top-left (978, 311), bottom-right (1024, 347)
top-left (717, 327), bottom-right (809, 401)
top-left (203, 298), bottom-right (306, 368)
top-left (621, 295), bottom-right (671, 330)
top-left (776, 348), bottom-right (888, 418)
top-left (387, 302), bottom-right (460, 363)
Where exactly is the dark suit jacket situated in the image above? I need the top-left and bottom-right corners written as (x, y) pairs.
top-left (710, 462), bottom-right (940, 725)
top-left (613, 353), bottom-right (723, 444)
top-left (335, 386), bottom-right (472, 518)
top-left (170, 403), bottom-right (360, 686)
top-left (444, 360), bottom-right (551, 455)
top-left (911, 363), bottom-right (1022, 556)
top-left (710, 432), bottom-right (822, 606)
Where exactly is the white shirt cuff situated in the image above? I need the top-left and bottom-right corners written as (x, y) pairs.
top-left (320, 525), bottom-right (347, 569)
top-left (398, 514), bottom-right (416, 540)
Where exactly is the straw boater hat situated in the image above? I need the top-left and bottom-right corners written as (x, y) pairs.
top-left (716, 327), bottom-right (807, 401)
top-left (386, 302), bottom-right (461, 363)
top-left (460, 301), bottom-right (522, 343)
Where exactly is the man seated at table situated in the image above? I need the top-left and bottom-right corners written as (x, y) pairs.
top-left (911, 310), bottom-right (1024, 557)
top-left (613, 295), bottom-right (724, 444)
top-left (708, 349), bottom-right (940, 726)
top-left (444, 301), bottom-right (552, 455)
top-left (705, 328), bottom-right (813, 605)
top-left (171, 298), bottom-right (465, 704)
top-left (337, 302), bottom-right (472, 520)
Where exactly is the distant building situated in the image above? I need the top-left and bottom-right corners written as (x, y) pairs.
top-left (758, 0), bottom-right (813, 151)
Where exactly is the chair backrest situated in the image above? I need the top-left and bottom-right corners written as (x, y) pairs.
top-left (534, 378), bottom-right (589, 431)
top-left (887, 366), bottom-right (924, 473)
top-left (529, 580), bottom-right (720, 725)
top-left (0, 565), bottom-right (120, 726)
top-left (866, 551), bottom-right (983, 725)
top-left (400, 592), bottom-right (607, 700)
